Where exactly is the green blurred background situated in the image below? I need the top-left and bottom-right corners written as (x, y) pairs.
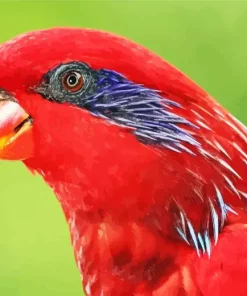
top-left (0, 1), bottom-right (247, 295)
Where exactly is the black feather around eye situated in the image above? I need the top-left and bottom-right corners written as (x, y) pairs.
top-left (36, 62), bottom-right (93, 103)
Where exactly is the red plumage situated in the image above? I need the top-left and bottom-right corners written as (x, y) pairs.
top-left (0, 28), bottom-right (247, 295)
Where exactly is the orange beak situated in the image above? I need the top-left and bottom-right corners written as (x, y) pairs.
top-left (0, 99), bottom-right (34, 160)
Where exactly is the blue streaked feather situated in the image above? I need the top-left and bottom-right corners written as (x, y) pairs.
top-left (204, 231), bottom-right (211, 257)
top-left (197, 233), bottom-right (206, 253)
top-left (187, 221), bottom-right (200, 257)
top-left (209, 200), bottom-right (219, 244)
top-left (81, 69), bottom-right (200, 152)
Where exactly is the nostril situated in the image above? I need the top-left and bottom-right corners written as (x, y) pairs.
top-left (0, 88), bottom-right (17, 102)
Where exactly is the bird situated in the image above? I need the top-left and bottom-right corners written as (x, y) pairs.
top-left (0, 27), bottom-right (247, 296)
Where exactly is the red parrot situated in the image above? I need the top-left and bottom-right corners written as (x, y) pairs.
top-left (0, 28), bottom-right (247, 296)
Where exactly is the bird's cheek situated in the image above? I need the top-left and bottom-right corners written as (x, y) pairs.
top-left (0, 96), bottom-right (34, 160)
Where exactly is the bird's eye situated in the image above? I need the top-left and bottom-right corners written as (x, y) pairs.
top-left (61, 71), bottom-right (84, 92)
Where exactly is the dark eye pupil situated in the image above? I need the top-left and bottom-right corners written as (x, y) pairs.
top-left (67, 75), bottom-right (78, 86)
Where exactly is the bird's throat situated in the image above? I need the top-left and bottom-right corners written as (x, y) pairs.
top-left (66, 208), bottom-right (200, 296)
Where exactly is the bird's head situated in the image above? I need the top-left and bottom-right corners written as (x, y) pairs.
top-left (0, 27), bottom-right (206, 161)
